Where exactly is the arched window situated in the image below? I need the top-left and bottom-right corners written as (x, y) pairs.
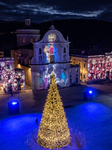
top-left (39, 48), bottom-right (41, 54)
top-left (64, 47), bottom-right (66, 53)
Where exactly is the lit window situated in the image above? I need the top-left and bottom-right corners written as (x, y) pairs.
top-left (30, 39), bottom-right (33, 43)
top-left (0, 75), bottom-right (2, 81)
top-left (23, 39), bottom-right (25, 43)
top-left (7, 65), bottom-right (10, 69)
top-left (8, 74), bottom-right (10, 79)
top-left (39, 48), bottom-right (41, 54)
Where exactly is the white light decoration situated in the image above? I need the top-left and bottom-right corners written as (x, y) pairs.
top-left (1, 62), bottom-right (5, 67)
top-left (22, 76), bottom-right (25, 80)
top-left (14, 83), bottom-right (17, 87)
top-left (18, 72), bottom-right (21, 76)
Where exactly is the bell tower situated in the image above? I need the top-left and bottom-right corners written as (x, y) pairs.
top-left (25, 14), bottom-right (31, 26)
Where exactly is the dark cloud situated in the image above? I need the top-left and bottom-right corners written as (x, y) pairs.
top-left (0, 0), bottom-right (112, 23)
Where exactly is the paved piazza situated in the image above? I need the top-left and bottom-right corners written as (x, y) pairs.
top-left (0, 83), bottom-right (112, 150)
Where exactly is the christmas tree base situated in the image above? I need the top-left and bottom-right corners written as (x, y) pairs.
top-left (26, 129), bottom-right (86, 150)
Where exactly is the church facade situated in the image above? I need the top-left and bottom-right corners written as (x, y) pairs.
top-left (31, 25), bottom-right (80, 90)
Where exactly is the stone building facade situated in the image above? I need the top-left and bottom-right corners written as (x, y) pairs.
top-left (71, 48), bottom-right (112, 82)
top-left (31, 25), bottom-right (80, 90)
top-left (0, 57), bottom-right (25, 93)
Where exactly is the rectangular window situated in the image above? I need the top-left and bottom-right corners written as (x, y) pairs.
top-left (111, 72), bottom-right (112, 79)
top-left (101, 63), bottom-right (102, 67)
top-left (30, 39), bottom-right (33, 43)
top-left (96, 63), bottom-right (98, 67)
top-left (64, 48), bottom-right (66, 53)
top-left (84, 74), bottom-right (85, 79)
top-left (8, 74), bottom-right (10, 79)
top-left (0, 75), bottom-right (1, 81)
top-left (7, 65), bottom-right (10, 69)
top-left (76, 68), bottom-right (78, 72)
top-left (0, 65), bottom-right (1, 70)
top-left (100, 74), bottom-right (102, 78)
top-left (96, 74), bottom-right (97, 79)
top-left (39, 48), bottom-right (41, 54)
top-left (91, 64), bottom-right (93, 69)
top-left (23, 39), bottom-right (25, 43)
top-left (84, 63), bottom-right (86, 68)
top-left (107, 62), bottom-right (109, 67)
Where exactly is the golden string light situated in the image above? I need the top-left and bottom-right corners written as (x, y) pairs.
top-left (37, 74), bottom-right (71, 149)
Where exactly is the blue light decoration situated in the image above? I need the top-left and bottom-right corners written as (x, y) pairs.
top-left (8, 100), bottom-right (19, 115)
top-left (89, 90), bottom-right (93, 94)
top-left (12, 102), bottom-right (17, 105)
top-left (61, 71), bottom-right (67, 85)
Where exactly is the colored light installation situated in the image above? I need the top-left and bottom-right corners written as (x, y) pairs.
top-left (44, 33), bottom-right (59, 63)
top-left (12, 102), bottom-right (17, 105)
top-left (8, 100), bottom-right (19, 115)
top-left (37, 73), bottom-right (71, 149)
top-left (89, 90), bottom-right (92, 94)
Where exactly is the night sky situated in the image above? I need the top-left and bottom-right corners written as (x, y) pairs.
top-left (0, 0), bottom-right (112, 23)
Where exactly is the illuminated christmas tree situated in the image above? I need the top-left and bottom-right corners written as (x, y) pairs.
top-left (37, 73), bottom-right (71, 149)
